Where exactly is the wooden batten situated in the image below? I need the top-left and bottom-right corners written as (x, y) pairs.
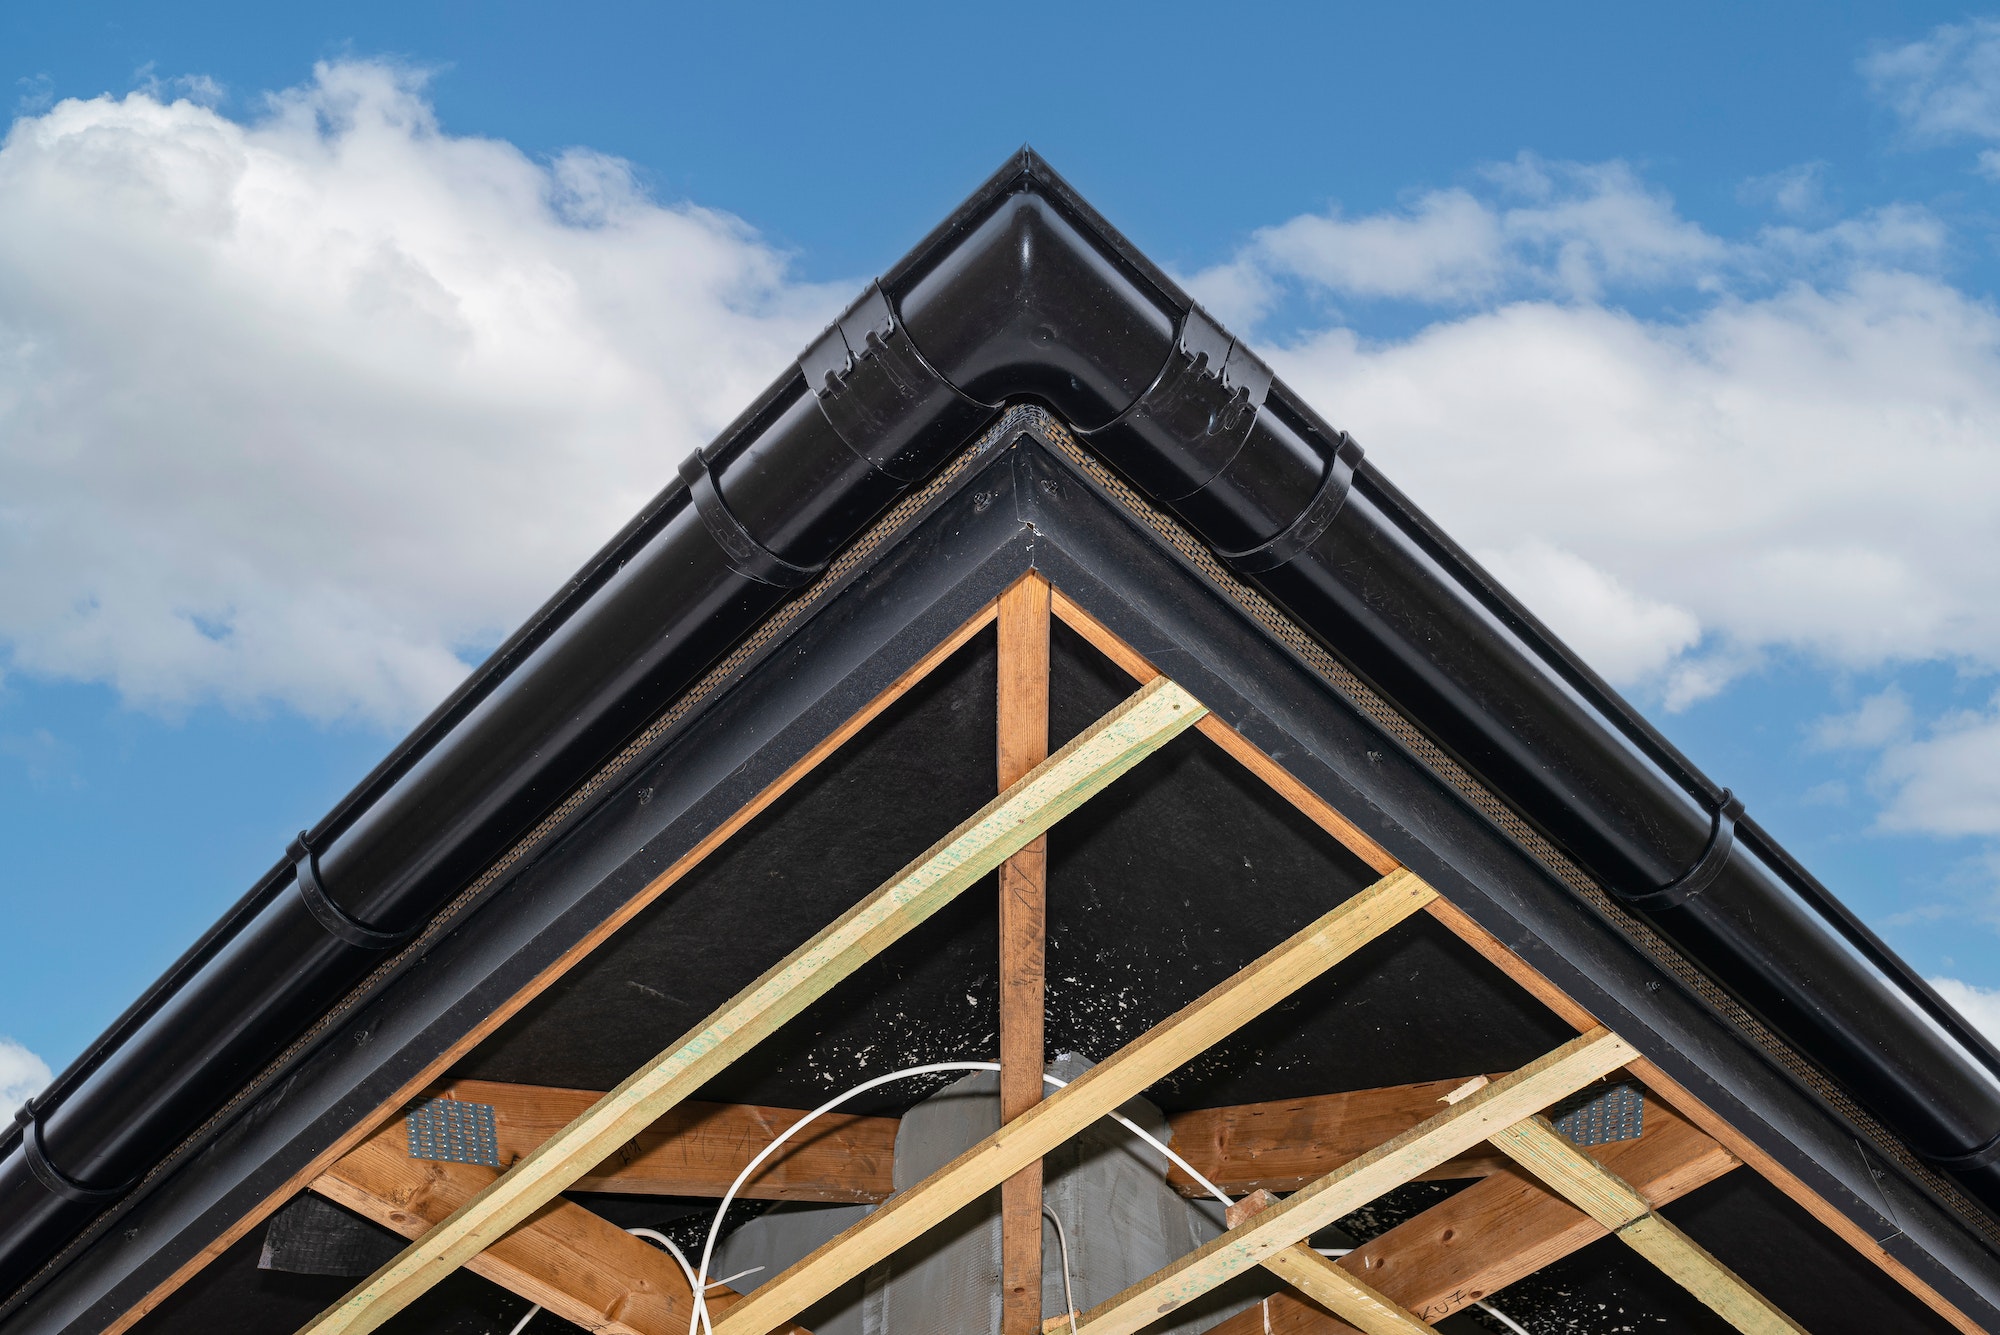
top-left (1066, 1029), bottom-right (1636, 1335)
top-left (707, 869), bottom-right (1439, 1335)
top-left (1491, 1116), bottom-right (1808, 1334)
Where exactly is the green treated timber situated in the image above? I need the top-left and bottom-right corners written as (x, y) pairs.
top-left (709, 867), bottom-right (1441, 1335)
top-left (1491, 1116), bottom-right (1809, 1335)
top-left (1068, 1027), bottom-right (1639, 1335)
top-left (298, 675), bottom-right (1206, 1335)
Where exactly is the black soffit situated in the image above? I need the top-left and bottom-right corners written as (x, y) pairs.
top-left (4, 150), bottom-right (2000, 1323)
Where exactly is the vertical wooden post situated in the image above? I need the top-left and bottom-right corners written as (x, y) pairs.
top-left (997, 574), bottom-right (1051, 1334)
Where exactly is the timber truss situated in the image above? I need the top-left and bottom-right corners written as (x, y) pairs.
top-left (226, 577), bottom-right (1830, 1335)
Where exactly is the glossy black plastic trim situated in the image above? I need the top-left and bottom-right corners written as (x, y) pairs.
top-left (678, 453), bottom-right (825, 589)
top-left (1622, 791), bottom-right (1744, 913)
top-left (12, 1110), bottom-right (130, 1210)
top-left (287, 836), bottom-right (410, 951)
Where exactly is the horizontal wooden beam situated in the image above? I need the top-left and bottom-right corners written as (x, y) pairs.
top-left (707, 868), bottom-right (1441, 1335)
top-left (428, 1079), bottom-right (896, 1202)
top-left (1202, 1085), bottom-right (1737, 1334)
top-left (1492, 1115), bottom-right (1805, 1334)
top-left (1067, 1028), bottom-right (1636, 1335)
top-left (1165, 1076), bottom-right (1513, 1196)
top-left (312, 1120), bottom-right (807, 1335)
top-left (299, 675), bottom-right (1206, 1335)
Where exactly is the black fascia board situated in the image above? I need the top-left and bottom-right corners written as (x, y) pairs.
top-left (8, 418), bottom-right (2000, 1334)
top-left (5, 148), bottom-right (2000, 1300)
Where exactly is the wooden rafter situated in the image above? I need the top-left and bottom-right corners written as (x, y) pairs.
top-left (106, 599), bottom-right (1003, 1335)
top-left (424, 1079), bottom-right (896, 1201)
top-left (1491, 1115), bottom-right (1807, 1334)
top-left (1062, 1029), bottom-right (1636, 1335)
top-left (298, 675), bottom-right (1206, 1335)
top-left (1203, 1086), bottom-right (1738, 1333)
top-left (706, 868), bottom-right (1441, 1335)
top-left (997, 573), bottom-right (1053, 1334)
top-left (312, 1119), bottom-right (807, 1335)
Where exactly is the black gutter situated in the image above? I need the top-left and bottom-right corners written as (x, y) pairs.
top-left (6, 148), bottom-right (2000, 1298)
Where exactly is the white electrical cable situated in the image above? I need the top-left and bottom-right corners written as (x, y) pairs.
top-left (509, 1225), bottom-right (706, 1335)
top-left (1313, 1246), bottom-right (1534, 1333)
top-left (1041, 1205), bottom-right (1080, 1335)
top-left (495, 1056), bottom-right (1534, 1335)
top-left (1471, 1298), bottom-right (1537, 1335)
top-left (688, 1061), bottom-right (1009, 1335)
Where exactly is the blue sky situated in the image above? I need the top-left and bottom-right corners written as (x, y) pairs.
top-left (5, 1), bottom-right (2000, 1102)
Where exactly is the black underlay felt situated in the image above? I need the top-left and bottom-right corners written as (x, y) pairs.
top-left (130, 1199), bottom-right (571, 1335)
top-left (142, 616), bottom-right (1945, 1333)
top-left (1663, 1164), bottom-right (1962, 1335)
top-left (457, 618), bottom-right (1577, 1116)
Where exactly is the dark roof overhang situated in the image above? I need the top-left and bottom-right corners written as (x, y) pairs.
top-left (6, 149), bottom-right (2000, 1311)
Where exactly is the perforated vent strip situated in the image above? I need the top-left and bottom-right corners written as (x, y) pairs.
top-left (1030, 410), bottom-right (2000, 1252)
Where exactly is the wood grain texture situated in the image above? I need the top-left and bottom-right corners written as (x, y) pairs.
top-left (1358, 1088), bottom-right (1734, 1322)
top-left (1165, 1077), bottom-right (1515, 1197)
top-left (103, 602), bottom-right (1001, 1335)
top-left (297, 676), bottom-right (1207, 1335)
top-left (706, 869), bottom-right (1441, 1335)
top-left (1228, 1191), bottom-right (1428, 1335)
top-left (428, 1079), bottom-right (896, 1202)
top-left (1492, 1117), bottom-right (1806, 1334)
top-left (1616, 1213), bottom-right (1808, 1335)
top-left (313, 1120), bottom-right (810, 1335)
top-left (1066, 1028), bottom-right (1636, 1335)
top-left (998, 573), bottom-right (1052, 1335)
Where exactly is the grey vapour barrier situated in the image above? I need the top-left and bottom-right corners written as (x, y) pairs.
top-left (8, 147), bottom-right (2000, 1304)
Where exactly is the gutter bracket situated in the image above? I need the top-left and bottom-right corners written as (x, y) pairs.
top-left (1620, 791), bottom-right (1745, 913)
top-left (678, 455), bottom-right (827, 590)
top-left (1085, 305), bottom-right (1273, 502)
top-left (1218, 430), bottom-right (1365, 574)
top-left (799, 282), bottom-right (990, 483)
top-left (12, 1101), bottom-right (134, 1207)
top-left (289, 835), bottom-right (414, 951)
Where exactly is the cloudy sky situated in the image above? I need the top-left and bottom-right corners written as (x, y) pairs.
top-left (4, 2), bottom-right (2000, 1099)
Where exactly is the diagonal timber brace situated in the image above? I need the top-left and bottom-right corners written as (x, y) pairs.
top-left (297, 675), bottom-right (1206, 1335)
top-left (1490, 1115), bottom-right (1808, 1334)
top-left (1226, 1191), bottom-right (1426, 1335)
top-left (707, 868), bottom-right (1441, 1335)
top-left (1064, 1027), bottom-right (1637, 1335)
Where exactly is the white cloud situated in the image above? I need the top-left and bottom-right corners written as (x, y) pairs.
top-left (1194, 166), bottom-right (2000, 705)
top-left (0, 1037), bottom-right (50, 1109)
top-left (1740, 162), bottom-right (1830, 220)
top-left (1876, 696), bottom-right (2000, 837)
top-left (1930, 976), bottom-right (2000, 1044)
top-left (1863, 19), bottom-right (2000, 144)
top-left (1184, 155), bottom-right (1937, 327)
top-left (0, 62), bottom-right (843, 725)
top-left (1473, 540), bottom-right (1700, 685)
top-left (1813, 686), bottom-right (1915, 751)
